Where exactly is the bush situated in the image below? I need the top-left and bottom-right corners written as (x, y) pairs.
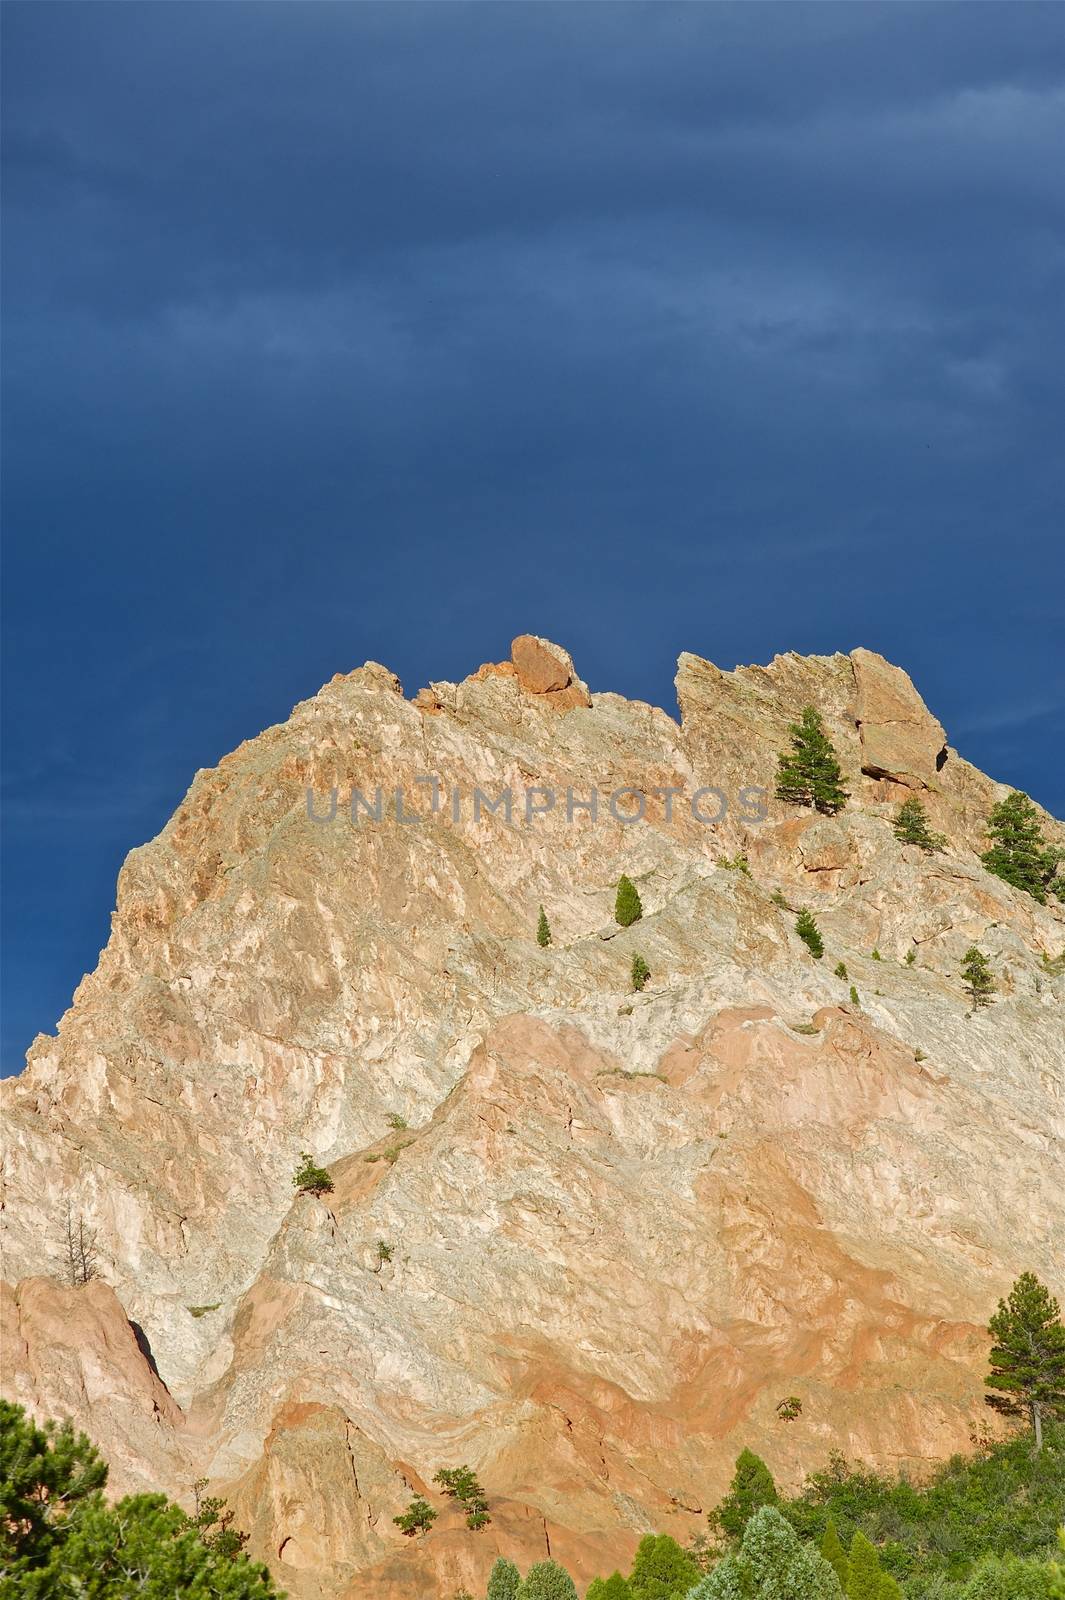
top-left (615, 876), bottom-right (643, 927)
top-left (537, 906), bottom-right (552, 947)
top-left (292, 1153), bottom-right (333, 1196)
top-left (627, 1533), bottom-right (699, 1600)
top-left (775, 706), bottom-right (849, 816)
top-left (631, 953), bottom-right (651, 992)
top-left (375, 1240), bottom-right (393, 1264)
top-left (834, 961), bottom-right (848, 979)
top-left (849, 986), bottom-right (860, 1006)
top-left (433, 1464), bottom-right (490, 1529)
top-left (796, 909), bottom-right (824, 960)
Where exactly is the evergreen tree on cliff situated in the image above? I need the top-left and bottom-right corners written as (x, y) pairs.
top-left (775, 707), bottom-right (849, 815)
top-left (615, 876), bottom-right (643, 927)
top-left (981, 790), bottom-right (1059, 903)
top-left (985, 1272), bottom-right (1065, 1454)
top-left (488, 1557), bottom-right (522, 1600)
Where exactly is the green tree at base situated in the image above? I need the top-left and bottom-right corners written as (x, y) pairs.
top-left (986, 1272), bottom-right (1065, 1455)
top-left (587, 1573), bottom-right (634, 1600)
top-left (627, 1532), bottom-right (699, 1600)
top-left (691, 1506), bottom-right (842, 1599)
top-left (488, 1556), bottom-right (522, 1600)
top-left (711, 1449), bottom-right (779, 1541)
top-left (615, 876), bottom-right (643, 927)
top-left (537, 906), bottom-right (552, 947)
top-left (892, 796), bottom-right (945, 852)
top-left (796, 908), bottom-right (825, 960)
top-left (981, 790), bottom-right (1060, 904)
top-left (0, 1401), bottom-right (281, 1597)
top-left (961, 946), bottom-right (995, 1008)
top-left (845, 1530), bottom-right (886, 1598)
top-left (775, 707), bottom-right (849, 816)
top-left (820, 1518), bottom-right (849, 1590)
top-left (519, 1559), bottom-right (579, 1600)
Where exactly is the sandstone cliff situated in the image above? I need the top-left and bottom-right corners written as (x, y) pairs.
top-left (2, 638), bottom-right (1062, 1598)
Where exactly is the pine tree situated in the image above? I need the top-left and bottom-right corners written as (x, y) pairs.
top-left (981, 791), bottom-right (1057, 904)
top-left (587, 1575), bottom-right (634, 1600)
top-left (961, 946), bottom-right (995, 1009)
top-left (985, 1272), bottom-right (1065, 1454)
top-left (693, 1506), bottom-right (842, 1598)
top-left (615, 876), bottom-right (643, 927)
top-left (796, 908), bottom-right (824, 960)
top-left (519, 1560), bottom-right (579, 1600)
top-left (627, 1533), bottom-right (700, 1600)
top-left (775, 707), bottom-right (849, 816)
top-left (0, 1401), bottom-right (280, 1596)
top-left (711, 1449), bottom-right (778, 1540)
top-left (631, 953), bottom-right (651, 992)
top-left (537, 906), bottom-right (552, 947)
top-left (876, 1577), bottom-right (903, 1600)
top-left (292, 1152), bottom-right (334, 1196)
top-left (834, 962), bottom-right (848, 980)
top-left (846, 1531), bottom-right (885, 1599)
top-left (892, 797), bottom-right (945, 853)
top-left (488, 1557), bottom-right (522, 1600)
top-left (821, 1519), bottom-right (849, 1591)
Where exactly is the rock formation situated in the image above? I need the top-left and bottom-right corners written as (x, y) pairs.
top-left (2, 636), bottom-right (1062, 1599)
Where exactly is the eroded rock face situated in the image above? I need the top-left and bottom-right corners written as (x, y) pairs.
top-left (1, 638), bottom-right (1062, 1598)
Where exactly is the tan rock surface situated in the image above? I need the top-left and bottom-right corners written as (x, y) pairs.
top-left (1, 637), bottom-right (1062, 1596)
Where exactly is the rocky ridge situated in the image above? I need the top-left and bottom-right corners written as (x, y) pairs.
top-left (2, 637), bottom-right (1062, 1599)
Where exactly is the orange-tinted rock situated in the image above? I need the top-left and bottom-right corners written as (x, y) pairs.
top-left (852, 647), bottom-right (946, 787)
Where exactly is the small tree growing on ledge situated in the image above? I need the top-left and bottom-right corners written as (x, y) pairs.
top-left (985, 1272), bottom-right (1065, 1455)
top-left (394, 1497), bottom-right (437, 1536)
top-left (981, 790), bottom-right (1059, 903)
top-left (892, 796), bottom-right (945, 852)
top-left (631, 953), bottom-right (651, 992)
top-left (961, 946), bottom-right (995, 1009)
top-left (615, 875), bottom-right (643, 927)
top-left (536, 906), bottom-right (552, 947)
top-left (292, 1153), bottom-right (334, 1197)
top-left (775, 706), bottom-right (848, 816)
top-left (795, 908), bottom-right (824, 960)
top-left (62, 1202), bottom-right (100, 1288)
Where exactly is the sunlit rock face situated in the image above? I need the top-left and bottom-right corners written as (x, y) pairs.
top-left (3, 636), bottom-right (1062, 1599)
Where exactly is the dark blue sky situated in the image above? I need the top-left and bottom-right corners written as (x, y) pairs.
top-left (2, 3), bottom-right (1063, 1075)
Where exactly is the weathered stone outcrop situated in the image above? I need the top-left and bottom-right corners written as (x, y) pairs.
top-left (1, 637), bottom-right (1062, 1598)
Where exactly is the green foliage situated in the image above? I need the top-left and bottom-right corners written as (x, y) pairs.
top-left (981, 791), bottom-right (1059, 904)
top-left (375, 1240), bottom-right (393, 1263)
top-left (870, 949), bottom-right (882, 962)
top-left (846, 1529), bottom-right (886, 1598)
top-left (905, 949), bottom-right (916, 966)
top-left (393, 1497), bottom-right (436, 1536)
top-left (615, 876), bottom-right (643, 927)
top-left (771, 889), bottom-right (788, 909)
top-left (776, 1396), bottom-right (803, 1421)
top-left (488, 1557), bottom-right (522, 1600)
top-left (386, 1112), bottom-right (408, 1131)
top-left (537, 906), bottom-right (553, 947)
top-left (775, 706), bottom-right (849, 816)
top-left (292, 1153), bottom-right (333, 1196)
top-left (720, 855), bottom-right (751, 876)
top-left (693, 1506), bottom-right (843, 1598)
top-left (849, 986), bottom-right (860, 1006)
top-left (433, 1463), bottom-right (490, 1528)
top-left (961, 947), bottom-right (995, 1009)
top-left (587, 1573), bottom-right (634, 1600)
top-left (187, 1303), bottom-right (221, 1317)
top-left (834, 962), bottom-right (848, 979)
top-left (783, 1425), bottom-right (1065, 1591)
top-left (821, 1518), bottom-right (849, 1590)
top-left (796, 908), bottom-right (824, 960)
top-left (0, 1402), bottom-right (280, 1597)
top-left (519, 1559), bottom-right (580, 1600)
top-left (1040, 951), bottom-right (1065, 977)
top-left (955, 1552), bottom-right (1058, 1598)
top-left (892, 798), bottom-right (946, 853)
top-left (627, 1532), bottom-right (699, 1600)
top-left (712, 1449), bottom-right (779, 1541)
top-left (986, 1274), bottom-right (1065, 1452)
top-left (631, 953), bottom-right (651, 992)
